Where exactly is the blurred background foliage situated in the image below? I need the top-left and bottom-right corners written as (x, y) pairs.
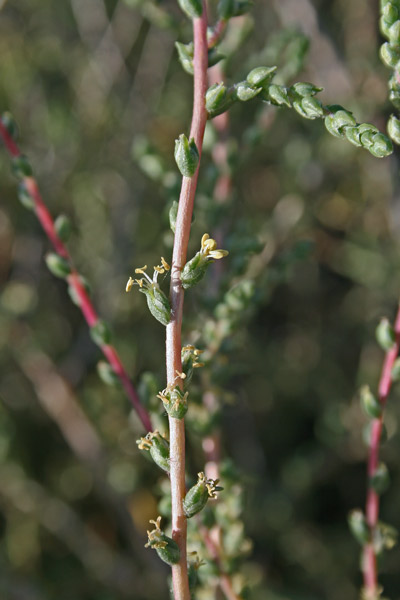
top-left (0, 0), bottom-right (400, 598)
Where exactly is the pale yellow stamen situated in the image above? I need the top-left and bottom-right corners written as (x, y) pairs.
top-left (203, 238), bottom-right (217, 252)
top-left (137, 437), bottom-right (152, 450)
top-left (182, 345), bottom-right (195, 352)
top-left (154, 265), bottom-right (165, 274)
top-left (201, 233), bottom-right (210, 249)
top-left (206, 479), bottom-right (220, 499)
top-left (145, 516), bottom-right (167, 549)
top-left (161, 257), bottom-right (170, 271)
top-left (209, 249), bottom-right (229, 259)
top-left (157, 391), bottom-right (168, 404)
top-left (200, 233), bottom-right (228, 259)
top-left (135, 278), bottom-right (144, 288)
top-left (135, 265), bottom-right (148, 274)
top-left (175, 370), bottom-right (186, 380)
top-left (126, 277), bottom-right (134, 292)
top-left (193, 362), bottom-right (205, 368)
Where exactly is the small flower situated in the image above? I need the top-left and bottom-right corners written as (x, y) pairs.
top-left (145, 516), bottom-right (180, 565)
top-left (157, 385), bottom-right (189, 419)
top-left (137, 430), bottom-right (170, 472)
top-left (145, 516), bottom-right (167, 549)
top-left (182, 345), bottom-right (205, 368)
top-left (183, 472), bottom-right (223, 518)
top-left (200, 233), bottom-right (229, 260)
top-left (125, 260), bottom-right (171, 326)
top-left (181, 234), bottom-right (228, 289)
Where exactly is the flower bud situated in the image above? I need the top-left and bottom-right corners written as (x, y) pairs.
top-left (157, 386), bottom-right (188, 419)
top-left (291, 81), bottom-right (323, 97)
top-left (246, 66), bottom-right (277, 88)
top-left (181, 345), bottom-right (204, 386)
top-left (54, 214), bottom-right (72, 243)
top-left (68, 275), bottom-right (91, 306)
top-left (357, 123), bottom-right (379, 149)
top-left (90, 320), bottom-right (111, 346)
top-left (205, 82), bottom-right (231, 117)
top-left (145, 517), bottom-right (180, 565)
top-left (369, 132), bottom-right (393, 157)
top-left (235, 81), bottom-right (262, 101)
top-left (11, 155), bottom-right (33, 179)
top-left (370, 463), bottom-right (390, 494)
top-left (389, 88), bottom-right (400, 109)
top-left (293, 96), bottom-right (324, 119)
top-left (382, 3), bottom-right (398, 27)
top-left (324, 106), bottom-right (356, 138)
top-left (380, 41), bottom-right (400, 67)
top-left (388, 114), bottom-right (400, 144)
top-left (388, 19), bottom-right (400, 44)
top-left (97, 361), bottom-right (120, 387)
top-left (137, 431), bottom-right (170, 473)
top-left (380, 15), bottom-right (392, 38)
top-left (45, 253), bottom-right (71, 278)
top-left (183, 472), bottom-right (222, 518)
top-left (177, 0), bottom-right (202, 18)
top-left (174, 134), bottom-right (199, 177)
top-left (175, 41), bottom-right (194, 75)
top-left (17, 181), bottom-right (35, 210)
top-left (345, 126), bottom-right (362, 147)
top-left (181, 252), bottom-right (208, 288)
top-left (1, 112), bottom-right (18, 140)
top-left (141, 285), bottom-right (171, 326)
top-left (181, 234), bottom-right (228, 288)
top-left (348, 509), bottom-right (370, 545)
top-left (267, 84), bottom-right (291, 107)
top-left (360, 385), bottom-right (382, 419)
top-left (376, 317), bottom-right (396, 350)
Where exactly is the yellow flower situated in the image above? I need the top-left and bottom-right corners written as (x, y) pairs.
top-left (201, 233), bottom-right (229, 260)
top-left (125, 259), bottom-right (171, 326)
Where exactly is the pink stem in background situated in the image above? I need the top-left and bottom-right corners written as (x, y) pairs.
top-left (208, 18), bottom-right (227, 49)
top-left (0, 119), bottom-right (152, 433)
top-left (200, 524), bottom-right (242, 600)
top-left (166, 4), bottom-right (209, 599)
top-left (362, 304), bottom-right (400, 596)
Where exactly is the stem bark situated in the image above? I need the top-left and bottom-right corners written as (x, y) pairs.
top-left (166, 5), bottom-right (208, 599)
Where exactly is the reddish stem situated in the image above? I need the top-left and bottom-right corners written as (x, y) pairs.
top-left (200, 524), bottom-right (242, 600)
top-left (362, 304), bottom-right (400, 596)
top-left (166, 5), bottom-right (209, 600)
top-left (208, 18), bottom-right (227, 49)
top-left (0, 120), bottom-right (152, 433)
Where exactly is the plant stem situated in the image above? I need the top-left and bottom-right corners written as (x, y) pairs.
top-left (166, 4), bottom-right (208, 599)
top-left (362, 304), bottom-right (400, 597)
top-left (0, 120), bottom-right (152, 433)
top-left (200, 524), bottom-right (242, 600)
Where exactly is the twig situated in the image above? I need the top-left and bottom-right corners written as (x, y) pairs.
top-left (362, 304), bottom-right (400, 597)
top-left (166, 3), bottom-right (209, 599)
top-left (0, 120), bottom-right (152, 433)
top-left (200, 524), bottom-right (242, 600)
